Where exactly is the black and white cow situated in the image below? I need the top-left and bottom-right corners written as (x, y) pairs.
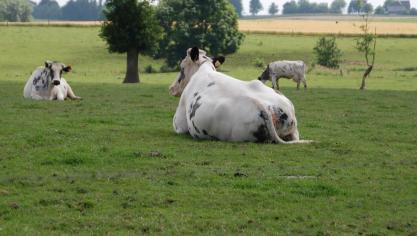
top-left (258, 60), bottom-right (307, 90)
top-left (169, 47), bottom-right (311, 144)
top-left (23, 61), bottom-right (81, 101)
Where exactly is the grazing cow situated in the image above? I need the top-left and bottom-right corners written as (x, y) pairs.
top-left (258, 60), bottom-right (307, 90)
top-left (170, 47), bottom-right (311, 144)
top-left (23, 61), bottom-right (81, 101)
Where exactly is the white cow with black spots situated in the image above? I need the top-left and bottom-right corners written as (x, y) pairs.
top-left (169, 47), bottom-right (312, 144)
top-left (23, 61), bottom-right (81, 101)
top-left (258, 60), bottom-right (307, 90)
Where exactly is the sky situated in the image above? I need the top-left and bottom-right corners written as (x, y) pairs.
top-left (34, 0), bottom-right (417, 15)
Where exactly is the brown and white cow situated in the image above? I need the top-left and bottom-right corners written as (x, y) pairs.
top-left (170, 47), bottom-right (311, 144)
top-left (258, 60), bottom-right (307, 90)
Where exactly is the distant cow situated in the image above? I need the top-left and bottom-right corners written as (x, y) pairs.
top-left (169, 47), bottom-right (311, 144)
top-left (23, 61), bottom-right (81, 101)
top-left (258, 60), bottom-right (307, 90)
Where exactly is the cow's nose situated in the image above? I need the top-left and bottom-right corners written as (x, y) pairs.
top-left (53, 80), bottom-right (60, 86)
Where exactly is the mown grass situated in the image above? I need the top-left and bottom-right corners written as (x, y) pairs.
top-left (0, 26), bottom-right (416, 235)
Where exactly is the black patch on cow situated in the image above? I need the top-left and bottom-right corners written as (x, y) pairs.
top-left (280, 113), bottom-right (288, 121)
top-left (193, 92), bottom-right (199, 97)
top-left (178, 68), bottom-right (185, 82)
top-left (190, 47), bottom-right (199, 62)
top-left (33, 76), bottom-right (41, 85)
top-left (189, 97), bottom-right (202, 120)
top-left (253, 111), bottom-right (270, 142)
top-left (192, 121), bottom-right (201, 134)
top-left (207, 82), bottom-right (215, 87)
top-left (253, 124), bottom-right (269, 143)
top-left (258, 64), bottom-right (270, 81)
top-left (203, 129), bottom-right (208, 135)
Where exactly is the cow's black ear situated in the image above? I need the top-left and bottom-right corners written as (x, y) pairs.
top-left (213, 56), bottom-right (225, 68)
top-left (63, 65), bottom-right (72, 72)
top-left (190, 47), bottom-right (199, 62)
top-left (45, 61), bottom-right (52, 68)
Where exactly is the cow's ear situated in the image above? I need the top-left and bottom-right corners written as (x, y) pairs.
top-left (190, 47), bottom-right (199, 62)
top-left (45, 61), bottom-right (52, 68)
top-left (213, 56), bottom-right (225, 68)
top-left (63, 65), bottom-right (72, 72)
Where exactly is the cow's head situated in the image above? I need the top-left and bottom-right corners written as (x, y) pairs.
top-left (258, 64), bottom-right (270, 83)
top-left (45, 61), bottom-right (72, 86)
top-left (169, 47), bottom-right (225, 97)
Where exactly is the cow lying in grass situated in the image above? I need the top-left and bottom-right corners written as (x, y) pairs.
top-left (258, 60), bottom-right (307, 90)
top-left (169, 47), bottom-right (311, 144)
top-left (23, 61), bottom-right (81, 101)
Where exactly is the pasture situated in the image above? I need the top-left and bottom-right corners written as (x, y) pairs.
top-left (0, 26), bottom-right (417, 235)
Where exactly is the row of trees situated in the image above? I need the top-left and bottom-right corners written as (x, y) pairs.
top-left (0, 0), bottom-right (32, 22)
top-left (33, 0), bottom-right (103, 21)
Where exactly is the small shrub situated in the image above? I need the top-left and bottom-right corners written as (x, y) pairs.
top-left (253, 57), bottom-right (265, 68)
top-left (145, 65), bottom-right (157, 73)
top-left (313, 36), bottom-right (342, 69)
top-left (160, 64), bottom-right (176, 73)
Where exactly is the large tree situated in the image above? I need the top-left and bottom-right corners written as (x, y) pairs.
top-left (348, 0), bottom-right (365, 14)
top-left (0, 0), bottom-right (32, 22)
top-left (100, 0), bottom-right (163, 83)
top-left (283, 1), bottom-right (298, 14)
top-left (62, 0), bottom-right (101, 21)
top-left (249, 0), bottom-right (263, 15)
top-left (33, 0), bottom-right (62, 20)
top-left (330, 0), bottom-right (346, 14)
top-left (229, 0), bottom-right (242, 17)
top-left (269, 2), bottom-right (279, 16)
top-left (156, 0), bottom-right (244, 67)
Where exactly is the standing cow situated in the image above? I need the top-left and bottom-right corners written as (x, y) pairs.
top-left (169, 47), bottom-right (312, 144)
top-left (258, 60), bottom-right (307, 90)
top-left (23, 61), bottom-right (81, 101)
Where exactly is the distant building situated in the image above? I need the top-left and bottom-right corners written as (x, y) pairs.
top-left (386, 0), bottom-right (411, 14)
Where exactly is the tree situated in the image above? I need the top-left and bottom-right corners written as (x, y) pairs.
top-left (330, 0), bottom-right (346, 14)
top-left (229, 0), bottom-right (242, 17)
top-left (374, 5), bottom-right (386, 15)
top-left (363, 3), bottom-right (373, 13)
top-left (283, 0), bottom-right (298, 14)
top-left (62, 0), bottom-right (101, 21)
top-left (155, 0), bottom-right (244, 67)
top-left (33, 0), bottom-right (62, 20)
top-left (410, 8), bottom-right (417, 15)
top-left (355, 14), bottom-right (377, 90)
top-left (249, 0), bottom-right (263, 15)
top-left (0, 0), bottom-right (32, 22)
top-left (313, 37), bottom-right (342, 68)
top-left (100, 0), bottom-right (163, 83)
top-left (348, 0), bottom-right (365, 14)
top-left (269, 2), bottom-right (279, 16)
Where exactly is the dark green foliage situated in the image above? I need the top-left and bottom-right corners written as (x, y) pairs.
top-left (155, 0), bottom-right (244, 67)
top-left (249, 0), bottom-right (263, 15)
top-left (0, 0), bottom-right (32, 22)
top-left (61, 0), bottom-right (102, 21)
top-left (313, 37), bottom-right (342, 68)
top-left (229, 0), bottom-right (243, 17)
top-left (283, 0), bottom-right (329, 14)
top-left (348, 0), bottom-right (373, 14)
top-left (411, 8), bottom-right (417, 15)
top-left (330, 0), bottom-right (346, 14)
top-left (100, 0), bottom-right (162, 55)
top-left (374, 5), bottom-right (386, 15)
top-left (268, 2), bottom-right (279, 16)
top-left (33, 0), bottom-right (62, 20)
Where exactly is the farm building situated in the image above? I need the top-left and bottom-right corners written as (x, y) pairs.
top-left (386, 0), bottom-right (411, 14)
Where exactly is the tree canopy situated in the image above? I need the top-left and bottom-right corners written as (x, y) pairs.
top-left (249, 0), bottom-right (263, 15)
top-left (0, 0), bottom-right (32, 22)
top-left (269, 2), bottom-right (279, 16)
top-left (62, 0), bottom-right (102, 21)
top-left (330, 0), bottom-right (346, 14)
top-left (156, 0), bottom-right (244, 67)
top-left (33, 0), bottom-right (62, 20)
top-left (283, 0), bottom-right (330, 14)
top-left (348, 0), bottom-right (373, 14)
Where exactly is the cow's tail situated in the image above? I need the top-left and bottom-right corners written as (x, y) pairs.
top-left (254, 100), bottom-right (313, 144)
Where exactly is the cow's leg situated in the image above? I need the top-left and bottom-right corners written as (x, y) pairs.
top-left (296, 80), bottom-right (300, 90)
top-left (303, 77), bottom-right (307, 89)
top-left (66, 84), bottom-right (81, 100)
top-left (272, 76), bottom-right (280, 90)
top-left (173, 97), bottom-right (188, 134)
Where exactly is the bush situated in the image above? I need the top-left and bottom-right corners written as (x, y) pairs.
top-left (313, 37), bottom-right (342, 69)
top-left (159, 64), bottom-right (176, 73)
top-left (253, 58), bottom-right (265, 68)
top-left (144, 65), bottom-right (157, 74)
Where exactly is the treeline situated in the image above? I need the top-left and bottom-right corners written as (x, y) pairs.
top-left (33, 0), bottom-right (104, 21)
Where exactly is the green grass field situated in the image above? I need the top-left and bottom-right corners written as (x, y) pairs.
top-left (0, 26), bottom-right (416, 235)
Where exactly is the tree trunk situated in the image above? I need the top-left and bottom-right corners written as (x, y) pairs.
top-left (360, 65), bottom-right (373, 90)
top-left (124, 48), bottom-right (139, 83)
